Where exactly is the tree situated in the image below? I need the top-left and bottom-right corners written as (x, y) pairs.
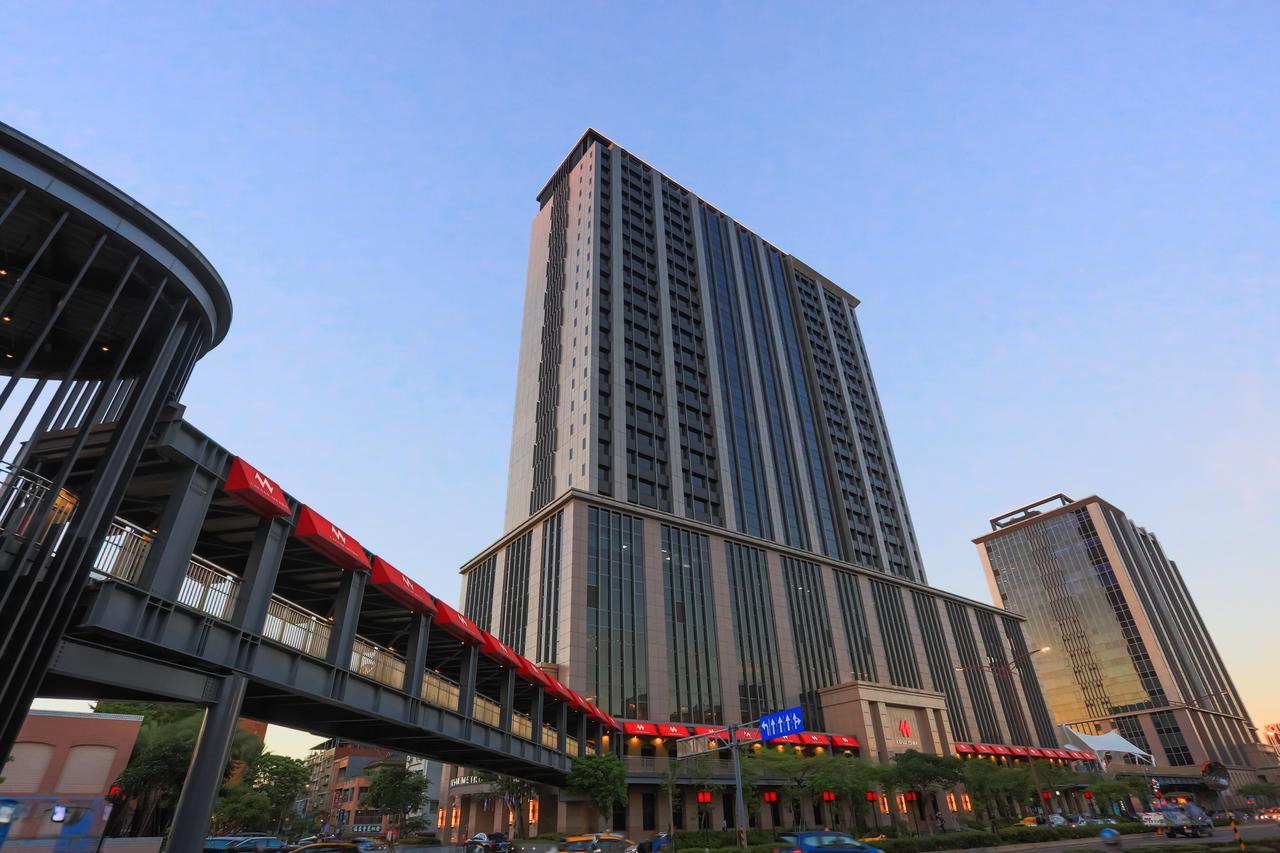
top-left (890, 751), bottom-right (965, 832)
top-left (806, 754), bottom-right (879, 833)
top-left (213, 784), bottom-right (273, 833)
top-left (246, 753), bottom-right (310, 832)
top-left (365, 764), bottom-right (432, 830)
top-left (741, 747), bottom-right (813, 829)
top-left (960, 760), bottom-right (1029, 828)
top-left (567, 753), bottom-right (627, 830)
top-left (113, 708), bottom-right (263, 836)
top-left (1237, 782), bottom-right (1280, 808)
top-left (475, 771), bottom-right (540, 838)
top-left (1085, 776), bottom-right (1148, 816)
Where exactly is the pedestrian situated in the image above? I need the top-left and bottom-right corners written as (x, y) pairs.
top-left (935, 812), bottom-right (945, 833)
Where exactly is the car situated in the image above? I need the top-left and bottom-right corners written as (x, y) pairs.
top-left (351, 839), bottom-right (388, 853)
top-left (550, 833), bottom-right (637, 853)
top-left (1160, 805), bottom-right (1214, 838)
top-left (488, 832), bottom-right (514, 853)
top-left (205, 837), bottom-right (285, 851)
top-left (289, 845), bottom-right (360, 853)
top-left (774, 831), bottom-right (884, 853)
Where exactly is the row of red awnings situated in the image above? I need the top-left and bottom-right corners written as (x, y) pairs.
top-left (622, 721), bottom-right (858, 748)
top-left (953, 742), bottom-right (1096, 760)
top-left (222, 458), bottom-right (621, 732)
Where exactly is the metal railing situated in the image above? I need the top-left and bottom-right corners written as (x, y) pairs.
top-left (263, 596), bottom-right (332, 658)
top-left (512, 712), bottom-right (533, 741)
top-left (0, 462), bottom-right (78, 545)
top-left (566, 735), bottom-right (579, 756)
top-left (541, 724), bottom-right (558, 748)
top-left (178, 554), bottom-right (241, 621)
top-left (473, 695), bottom-right (502, 728)
top-left (91, 517), bottom-right (154, 583)
top-left (351, 636), bottom-right (406, 689)
top-left (423, 670), bottom-right (460, 711)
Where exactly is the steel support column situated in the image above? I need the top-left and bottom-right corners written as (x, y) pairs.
top-left (231, 516), bottom-right (291, 633)
top-left (401, 613), bottom-right (430, 699)
top-left (136, 462), bottom-right (219, 600)
top-left (456, 645), bottom-right (479, 720)
top-left (325, 570), bottom-right (367, 669)
top-left (499, 670), bottom-right (516, 733)
top-left (554, 701), bottom-right (566, 753)
top-left (167, 673), bottom-right (248, 852)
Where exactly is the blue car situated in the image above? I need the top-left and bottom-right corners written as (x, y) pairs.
top-left (775, 832), bottom-right (883, 853)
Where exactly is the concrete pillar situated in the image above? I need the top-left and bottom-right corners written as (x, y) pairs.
top-left (402, 613), bottom-right (431, 698)
top-left (500, 669), bottom-right (516, 732)
top-left (137, 463), bottom-right (218, 600)
top-left (231, 515), bottom-right (290, 632)
top-left (554, 702), bottom-right (566, 752)
top-left (325, 570), bottom-right (367, 668)
top-left (167, 674), bottom-right (248, 851)
top-left (530, 688), bottom-right (546, 744)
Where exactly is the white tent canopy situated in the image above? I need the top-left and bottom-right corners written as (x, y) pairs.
top-left (1060, 725), bottom-right (1154, 763)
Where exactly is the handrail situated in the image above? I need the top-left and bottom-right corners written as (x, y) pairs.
top-left (351, 636), bottom-right (406, 689)
top-left (0, 461), bottom-right (78, 545)
top-left (263, 596), bottom-right (332, 658)
top-left (91, 517), bottom-right (154, 583)
top-left (512, 712), bottom-right (534, 740)
top-left (565, 735), bottom-right (579, 756)
top-left (541, 723), bottom-right (558, 748)
top-left (474, 695), bottom-right (502, 727)
top-left (179, 554), bottom-right (241, 621)
top-left (423, 670), bottom-right (461, 711)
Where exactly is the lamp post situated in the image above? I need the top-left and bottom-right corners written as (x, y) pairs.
top-left (955, 646), bottom-right (1051, 817)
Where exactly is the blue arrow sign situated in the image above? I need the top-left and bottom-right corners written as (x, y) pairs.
top-left (759, 706), bottom-right (805, 741)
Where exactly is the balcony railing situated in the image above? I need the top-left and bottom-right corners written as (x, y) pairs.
top-left (351, 636), bottom-right (406, 689)
top-left (541, 724), bottom-right (558, 749)
top-left (423, 670), bottom-right (460, 711)
top-left (566, 735), bottom-right (579, 756)
top-left (512, 712), bottom-right (533, 741)
top-left (92, 517), bottom-right (153, 584)
top-left (0, 462), bottom-right (78, 545)
top-left (474, 695), bottom-right (502, 728)
top-left (623, 756), bottom-right (735, 777)
top-left (178, 555), bottom-right (241, 621)
top-left (263, 595), bottom-right (332, 658)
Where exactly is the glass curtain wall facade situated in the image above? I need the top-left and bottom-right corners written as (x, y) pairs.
top-left (978, 494), bottom-right (1260, 772)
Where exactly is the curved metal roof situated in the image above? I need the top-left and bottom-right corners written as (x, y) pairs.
top-left (0, 120), bottom-right (232, 348)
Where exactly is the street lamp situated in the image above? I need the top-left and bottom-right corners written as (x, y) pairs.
top-left (955, 645), bottom-right (1052, 815)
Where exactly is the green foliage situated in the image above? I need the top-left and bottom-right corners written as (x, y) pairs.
top-left (474, 770), bottom-right (540, 838)
top-left (1084, 775), bottom-right (1148, 809)
top-left (245, 753), bottom-right (309, 828)
top-left (567, 753), bottom-right (627, 828)
top-left (888, 750), bottom-right (965, 794)
top-left (213, 784), bottom-right (273, 833)
top-left (364, 763), bottom-right (431, 827)
top-left (1237, 781), bottom-right (1280, 803)
top-left (959, 760), bottom-right (1030, 821)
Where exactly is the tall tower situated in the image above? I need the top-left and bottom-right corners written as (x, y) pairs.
top-left (976, 494), bottom-right (1262, 785)
top-left (503, 130), bottom-right (924, 582)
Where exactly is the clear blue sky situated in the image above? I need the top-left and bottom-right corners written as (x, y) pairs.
top-left (8, 2), bottom-right (1278, 753)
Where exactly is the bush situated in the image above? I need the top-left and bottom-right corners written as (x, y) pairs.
top-left (672, 830), bottom-right (778, 848)
top-left (873, 830), bottom-right (999, 853)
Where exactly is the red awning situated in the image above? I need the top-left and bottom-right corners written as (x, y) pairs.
top-left (515, 656), bottom-right (552, 689)
top-left (563, 688), bottom-right (592, 715)
top-left (656, 724), bottom-right (689, 738)
top-left (546, 677), bottom-right (576, 704)
top-left (800, 733), bottom-right (831, 746)
top-left (370, 557), bottom-right (436, 614)
top-left (735, 729), bottom-right (761, 741)
top-left (294, 505), bottom-right (370, 572)
top-left (954, 742), bottom-right (975, 753)
top-left (1009, 746), bottom-right (1030, 756)
top-left (603, 714), bottom-right (622, 731)
top-left (991, 745), bottom-right (1012, 755)
top-left (693, 726), bottom-right (729, 739)
top-left (224, 458), bottom-right (292, 517)
top-left (479, 631), bottom-right (521, 669)
top-left (432, 600), bottom-right (483, 645)
top-left (1081, 752), bottom-right (1097, 760)
top-left (832, 734), bottom-right (860, 748)
top-left (1026, 747), bottom-right (1045, 757)
top-left (624, 721), bottom-right (658, 736)
top-left (771, 734), bottom-right (802, 744)
top-left (974, 744), bottom-right (995, 754)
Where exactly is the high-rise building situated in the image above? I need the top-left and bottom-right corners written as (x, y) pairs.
top-left (446, 131), bottom-right (1067, 838)
top-left (976, 494), bottom-right (1264, 793)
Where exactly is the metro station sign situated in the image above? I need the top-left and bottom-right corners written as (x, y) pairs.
top-left (224, 458), bottom-right (291, 517)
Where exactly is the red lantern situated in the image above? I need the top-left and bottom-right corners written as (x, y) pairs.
top-left (822, 791), bottom-right (836, 802)
top-left (904, 792), bottom-right (918, 802)
top-left (762, 791), bottom-right (778, 804)
top-left (1041, 791), bottom-right (1052, 800)
top-left (866, 792), bottom-right (879, 802)
top-left (1083, 791), bottom-right (1093, 799)
top-left (697, 791), bottom-right (713, 804)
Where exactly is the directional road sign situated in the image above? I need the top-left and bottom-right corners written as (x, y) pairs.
top-left (759, 706), bottom-right (804, 741)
